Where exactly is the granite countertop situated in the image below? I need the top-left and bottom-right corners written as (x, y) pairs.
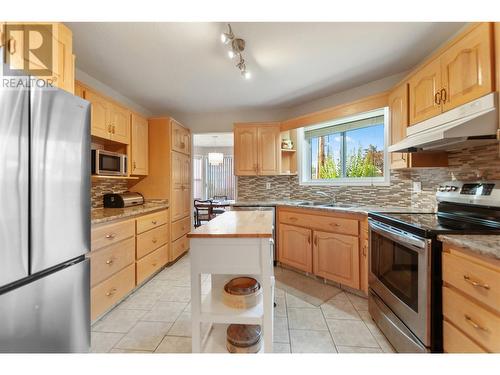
top-left (232, 200), bottom-right (431, 215)
top-left (438, 234), bottom-right (500, 261)
top-left (91, 200), bottom-right (169, 225)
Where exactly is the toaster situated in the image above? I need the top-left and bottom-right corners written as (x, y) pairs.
top-left (103, 192), bottom-right (144, 208)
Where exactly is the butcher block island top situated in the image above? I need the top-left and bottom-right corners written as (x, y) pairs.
top-left (187, 211), bottom-right (273, 238)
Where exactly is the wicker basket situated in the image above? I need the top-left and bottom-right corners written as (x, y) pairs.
top-left (226, 324), bottom-right (262, 353)
top-left (222, 277), bottom-right (262, 309)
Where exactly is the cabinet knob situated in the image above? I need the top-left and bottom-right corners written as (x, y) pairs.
top-left (133, 161), bottom-right (136, 170)
top-left (152, 220), bottom-right (157, 225)
top-left (152, 238), bottom-right (158, 243)
top-left (105, 233), bottom-right (116, 239)
top-left (105, 259), bottom-right (114, 265)
top-left (105, 288), bottom-right (117, 297)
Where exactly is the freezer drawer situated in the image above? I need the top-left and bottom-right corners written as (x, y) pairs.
top-left (0, 259), bottom-right (90, 353)
top-left (30, 86), bottom-right (91, 273)
top-left (0, 70), bottom-right (29, 286)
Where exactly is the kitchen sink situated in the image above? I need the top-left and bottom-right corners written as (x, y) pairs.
top-left (297, 202), bottom-right (357, 209)
top-left (297, 201), bottom-right (330, 206)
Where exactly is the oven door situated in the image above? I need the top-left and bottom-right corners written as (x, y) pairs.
top-left (368, 219), bottom-right (431, 346)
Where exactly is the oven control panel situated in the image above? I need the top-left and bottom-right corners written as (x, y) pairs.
top-left (436, 180), bottom-right (500, 207)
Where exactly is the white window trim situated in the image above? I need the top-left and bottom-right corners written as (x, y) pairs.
top-left (298, 107), bottom-right (390, 187)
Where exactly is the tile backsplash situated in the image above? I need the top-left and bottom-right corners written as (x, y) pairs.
top-left (91, 178), bottom-right (129, 208)
top-left (237, 143), bottom-right (500, 211)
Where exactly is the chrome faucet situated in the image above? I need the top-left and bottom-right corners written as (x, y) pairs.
top-left (316, 191), bottom-right (336, 204)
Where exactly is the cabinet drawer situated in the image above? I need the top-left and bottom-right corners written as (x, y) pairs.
top-left (136, 244), bottom-right (168, 284)
top-left (136, 224), bottom-right (169, 259)
top-left (443, 320), bottom-right (486, 353)
top-left (90, 237), bottom-right (135, 287)
top-left (91, 220), bottom-right (135, 251)
top-left (136, 210), bottom-right (168, 234)
top-left (91, 264), bottom-right (135, 321)
top-left (171, 234), bottom-right (189, 261)
top-left (443, 286), bottom-right (500, 352)
top-left (443, 251), bottom-right (500, 313)
top-left (279, 210), bottom-right (358, 236)
top-left (172, 216), bottom-right (190, 241)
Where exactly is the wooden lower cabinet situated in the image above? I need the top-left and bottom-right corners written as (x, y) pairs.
top-left (313, 231), bottom-right (359, 289)
top-left (277, 207), bottom-right (366, 292)
top-left (278, 223), bottom-right (312, 273)
top-left (442, 243), bottom-right (500, 353)
top-left (171, 234), bottom-right (189, 262)
top-left (136, 244), bottom-right (168, 284)
top-left (136, 224), bottom-right (169, 259)
top-left (91, 264), bottom-right (135, 321)
top-left (90, 209), bottom-right (174, 321)
top-left (90, 237), bottom-right (135, 287)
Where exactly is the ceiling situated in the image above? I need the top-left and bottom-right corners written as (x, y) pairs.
top-left (193, 133), bottom-right (234, 147)
top-left (69, 22), bottom-right (465, 115)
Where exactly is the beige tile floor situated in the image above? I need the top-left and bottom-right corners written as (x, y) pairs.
top-left (91, 254), bottom-right (395, 353)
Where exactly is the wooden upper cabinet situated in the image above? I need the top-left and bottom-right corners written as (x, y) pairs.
top-left (257, 125), bottom-right (281, 175)
top-left (312, 230), bottom-right (360, 289)
top-left (234, 126), bottom-right (258, 176)
top-left (110, 104), bottom-right (130, 144)
top-left (51, 23), bottom-right (74, 94)
top-left (440, 22), bottom-right (493, 112)
top-left (278, 223), bottom-right (312, 273)
top-left (85, 89), bottom-right (111, 140)
top-left (171, 120), bottom-right (191, 155)
top-left (234, 123), bottom-right (281, 176)
top-left (74, 81), bottom-right (85, 99)
top-left (408, 23), bottom-right (494, 126)
top-left (131, 113), bottom-right (149, 176)
top-left (388, 83), bottom-right (409, 169)
top-left (408, 57), bottom-right (442, 125)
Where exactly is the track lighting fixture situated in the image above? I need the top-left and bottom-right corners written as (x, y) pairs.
top-left (220, 23), bottom-right (251, 79)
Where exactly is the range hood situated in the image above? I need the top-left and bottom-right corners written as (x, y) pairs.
top-left (389, 92), bottom-right (499, 152)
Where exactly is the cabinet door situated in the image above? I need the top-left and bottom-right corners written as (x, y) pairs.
top-left (85, 89), bottom-right (110, 140)
top-left (110, 105), bottom-right (130, 144)
top-left (441, 23), bottom-right (493, 112)
top-left (278, 223), bottom-right (312, 273)
top-left (131, 113), bottom-right (149, 175)
top-left (74, 82), bottom-right (85, 99)
top-left (171, 151), bottom-right (190, 221)
top-left (234, 126), bottom-right (258, 176)
top-left (171, 120), bottom-right (190, 155)
top-left (408, 57), bottom-right (442, 125)
top-left (313, 230), bottom-right (359, 289)
top-left (257, 125), bottom-right (281, 175)
top-left (51, 23), bottom-right (74, 94)
top-left (388, 83), bottom-right (409, 169)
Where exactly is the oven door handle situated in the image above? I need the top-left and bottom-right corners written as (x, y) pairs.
top-left (369, 221), bottom-right (429, 252)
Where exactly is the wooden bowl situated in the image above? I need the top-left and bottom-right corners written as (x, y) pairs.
top-left (222, 277), bottom-right (262, 309)
top-left (226, 324), bottom-right (262, 353)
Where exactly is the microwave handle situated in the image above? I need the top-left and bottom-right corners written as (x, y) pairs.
top-left (369, 220), bottom-right (429, 252)
top-left (123, 155), bottom-right (128, 175)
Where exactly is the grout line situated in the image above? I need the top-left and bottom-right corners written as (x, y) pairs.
top-left (319, 298), bottom-right (338, 353)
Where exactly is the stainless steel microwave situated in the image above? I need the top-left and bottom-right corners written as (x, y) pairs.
top-left (91, 149), bottom-right (127, 176)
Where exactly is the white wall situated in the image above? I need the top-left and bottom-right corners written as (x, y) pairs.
top-left (172, 71), bottom-right (408, 133)
top-left (76, 69), bottom-right (153, 117)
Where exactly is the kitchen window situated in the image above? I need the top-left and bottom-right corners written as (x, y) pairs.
top-left (299, 108), bottom-right (389, 186)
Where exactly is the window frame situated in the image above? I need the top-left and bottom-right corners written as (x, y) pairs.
top-left (298, 107), bottom-right (390, 187)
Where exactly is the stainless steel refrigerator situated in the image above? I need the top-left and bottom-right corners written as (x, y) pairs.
top-left (0, 57), bottom-right (91, 352)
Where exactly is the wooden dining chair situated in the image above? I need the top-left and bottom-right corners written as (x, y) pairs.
top-left (212, 195), bottom-right (228, 215)
top-left (194, 199), bottom-right (215, 228)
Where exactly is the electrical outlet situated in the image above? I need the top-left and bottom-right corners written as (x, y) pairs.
top-left (413, 181), bottom-right (422, 193)
top-left (266, 182), bottom-right (271, 190)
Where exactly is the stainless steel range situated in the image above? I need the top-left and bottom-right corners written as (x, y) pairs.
top-left (368, 181), bottom-right (500, 353)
